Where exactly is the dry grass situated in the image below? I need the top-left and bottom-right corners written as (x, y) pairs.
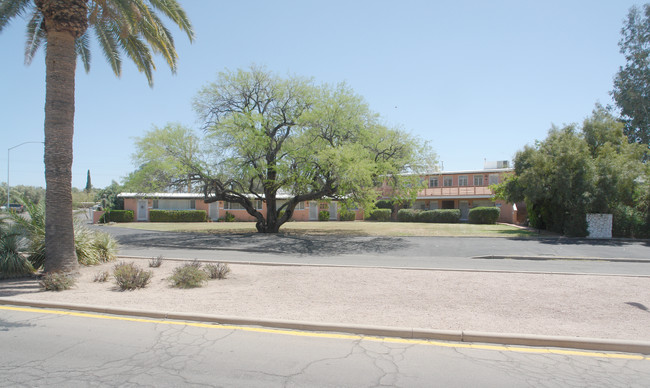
top-left (109, 220), bottom-right (541, 237)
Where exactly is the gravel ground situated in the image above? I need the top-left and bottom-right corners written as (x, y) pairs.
top-left (1, 258), bottom-right (649, 341)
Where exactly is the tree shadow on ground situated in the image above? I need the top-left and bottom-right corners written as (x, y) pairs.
top-left (532, 237), bottom-right (650, 248)
top-left (114, 231), bottom-right (409, 256)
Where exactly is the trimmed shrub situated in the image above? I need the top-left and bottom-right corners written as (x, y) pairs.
top-left (375, 200), bottom-right (394, 210)
top-left (368, 208), bottom-right (391, 221)
top-left (416, 210), bottom-right (437, 223)
top-left (339, 209), bottom-right (356, 221)
top-left (468, 207), bottom-right (501, 224)
top-left (149, 210), bottom-right (207, 222)
top-left (113, 261), bottom-right (153, 291)
top-left (169, 260), bottom-right (208, 288)
top-left (397, 209), bottom-right (418, 222)
top-left (430, 209), bottom-right (461, 223)
top-left (100, 210), bottom-right (133, 223)
top-left (319, 210), bottom-right (330, 221)
top-left (205, 262), bottom-right (231, 280)
top-left (40, 272), bottom-right (76, 291)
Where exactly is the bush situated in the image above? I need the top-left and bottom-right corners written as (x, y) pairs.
top-left (339, 209), bottom-right (356, 221)
top-left (416, 210), bottom-right (437, 223)
top-left (224, 211), bottom-right (236, 222)
top-left (367, 208), bottom-right (391, 221)
top-left (113, 261), bottom-right (153, 291)
top-left (0, 225), bottom-right (34, 278)
top-left (468, 207), bottom-right (501, 224)
top-left (397, 209), bottom-right (418, 222)
top-left (75, 226), bottom-right (119, 266)
top-left (430, 209), bottom-right (461, 223)
top-left (93, 270), bottom-right (110, 282)
top-left (205, 262), bottom-right (231, 280)
top-left (318, 210), bottom-right (330, 221)
top-left (40, 272), bottom-right (76, 291)
top-left (149, 255), bottom-right (164, 268)
top-left (100, 210), bottom-right (133, 223)
top-left (169, 260), bottom-right (208, 288)
top-left (375, 200), bottom-right (394, 210)
top-left (149, 210), bottom-right (207, 222)
top-left (612, 205), bottom-right (649, 238)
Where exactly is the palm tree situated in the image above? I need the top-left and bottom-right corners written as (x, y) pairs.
top-left (0, 0), bottom-right (194, 274)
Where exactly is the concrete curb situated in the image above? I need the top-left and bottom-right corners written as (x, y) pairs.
top-left (2, 298), bottom-right (649, 355)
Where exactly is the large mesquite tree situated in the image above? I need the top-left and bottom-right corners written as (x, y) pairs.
top-left (189, 67), bottom-right (434, 233)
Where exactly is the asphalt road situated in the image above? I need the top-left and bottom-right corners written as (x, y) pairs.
top-left (1, 306), bottom-right (648, 387)
top-left (97, 226), bottom-right (650, 275)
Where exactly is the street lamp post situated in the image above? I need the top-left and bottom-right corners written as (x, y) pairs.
top-left (7, 141), bottom-right (44, 210)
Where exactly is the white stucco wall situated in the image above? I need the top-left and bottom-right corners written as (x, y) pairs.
top-left (586, 213), bottom-right (612, 239)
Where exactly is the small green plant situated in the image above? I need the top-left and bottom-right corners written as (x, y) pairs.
top-left (224, 211), bottom-right (236, 222)
top-left (113, 261), bottom-right (153, 291)
top-left (169, 260), bottom-right (208, 288)
top-left (204, 262), bottom-right (231, 280)
top-left (149, 255), bottom-right (164, 268)
top-left (93, 270), bottom-right (110, 282)
top-left (318, 210), bottom-right (330, 221)
top-left (40, 272), bottom-right (76, 291)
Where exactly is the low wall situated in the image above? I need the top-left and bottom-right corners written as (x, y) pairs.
top-left (586, 213), bottom-right (612, 239)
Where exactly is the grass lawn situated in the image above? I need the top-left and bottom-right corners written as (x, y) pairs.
top-left (108, 220), bottom-right (545, 237)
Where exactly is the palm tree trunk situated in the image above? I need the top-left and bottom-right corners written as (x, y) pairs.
top-left (43, 28), bottom-right (79, 274)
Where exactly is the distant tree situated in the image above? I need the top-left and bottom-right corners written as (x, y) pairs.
top-left (188, 67), bottom-right (434, 233)
top-left (84, 170), bottom-right (92, 193)
top-left (1, 184), bottom-right (46, 205)
top-left (611, 4), bottom-right (650, 157)
top-left (95, 180), bottom-right (124, 210)
top-left (124, 123), bottom-right (202, 193)
top-left (493, 106), bottom-right (645, 236)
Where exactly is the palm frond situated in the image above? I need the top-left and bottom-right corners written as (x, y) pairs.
top-left (119, 33), bottom-right (155, 86)
top-left (0, 0), bottom-right (32, 32)
top-left (24, 9), bottom-right (45, 66)
top-left (76, 32), bottom-right (92, 73)
top-left (95, 18), bottom-right (122, 77)
top-left (148, 0), bottom-right (194, 42)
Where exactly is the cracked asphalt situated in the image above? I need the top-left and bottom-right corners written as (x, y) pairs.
top-left (1, 307), bottom-right (649, 387)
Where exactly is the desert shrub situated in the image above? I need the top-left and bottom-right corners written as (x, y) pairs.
top-left (74, 225), bottom-right (119, 266)
top-left (468, 207), bottom-right (501, 224)
top-left (100, 210), bottom-right (133, 223)
top-left (93, 270), bottom-right (110, 282)
top-left (149, 210), bottom-right (207, 222)
top-left (40, 272), bottom-right (76, 291)
top-left (318, 210), bottom-right (330, 221)
top-left (149, 255), bottom-right (164, 268)
top-left (113, 261), bottom-right (153, 291)
top-left (0, 222), bottom-right (34, 278)
top-left (397, 209), bottom-right (418, 222)
top-left (375, 200), bottom-right (394, 210)
top-left (339, 209), bottom-right (356, 221)
top-left (169, 260), bottom-right (208, 288)
top-left (204, 262), bottom-right (231, 280)
top-left (368, 208), bottom-right (391, 221)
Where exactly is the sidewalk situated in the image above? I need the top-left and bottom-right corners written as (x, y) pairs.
top-left (1, 256), bottom-right (649, 354)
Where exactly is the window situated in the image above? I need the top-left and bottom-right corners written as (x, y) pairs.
top-left (458, 175), bottom-right (468, 186)
top-left (255, 200), bottom-right (263, 210)
top-left (473, 175), bottom-right (483, 186)
top-left (428, 177), bottom-right (439, 188)
top-left (153, 199), bottom-right (195, 210)
top-left (489, 174), bottom-right (499, 185)
top-left (295, 202), bottom-right (305, 210)
top-left (443, 176), bottom-right (453, 187)
top-left (224, 202), bottom-right (245, 210)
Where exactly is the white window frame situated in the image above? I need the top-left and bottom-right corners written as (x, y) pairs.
top-left (473, 175), bottom-right (484, 186)
top-left (428, 177), bottom-right (439, 188)
top-left (489, 174), bottom-right (499, 185)
top-left (443, 176), bottom-right (453, 187)
top-left (458, 175), bottom-right (468, 187)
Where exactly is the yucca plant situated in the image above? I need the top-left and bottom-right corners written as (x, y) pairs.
top-left (0, 219), bottom-right (34, 278)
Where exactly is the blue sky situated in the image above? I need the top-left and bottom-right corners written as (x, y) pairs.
top-left (0, 0), bottom-right (642, 189)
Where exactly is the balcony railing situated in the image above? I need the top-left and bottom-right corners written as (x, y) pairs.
top-left (418, 186), bottom-right (493, 197)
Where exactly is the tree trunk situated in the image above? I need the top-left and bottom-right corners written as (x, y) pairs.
top-left (43, 28), bottom-right (79, 274)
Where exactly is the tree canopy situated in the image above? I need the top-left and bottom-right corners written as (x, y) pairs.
top-left (134, 67), bottom-right (435, 232)
top-left (493, 106), bottom-right (646, 236)
top-left (611, 3), bottom-right (650, 156)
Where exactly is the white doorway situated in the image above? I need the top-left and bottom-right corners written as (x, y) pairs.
top-left (329, 202), bottom-right (337, 220)
top-left (137, 200), bottom-right (148, 221)
top-left (459, 201), bottom-right (469, 221)
top-left (309, 202), bottom-right (319, 220)
top-left (209, 202), bottom-right (219, 221)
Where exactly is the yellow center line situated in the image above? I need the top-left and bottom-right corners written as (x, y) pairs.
top-left (1, 305), bottom-right (648, 361)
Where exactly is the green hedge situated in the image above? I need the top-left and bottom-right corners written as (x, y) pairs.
top-left (100, 210), bottom-right (133, 223)
top-left (339, 210), bottom-right (356, 221)
top-left (398, 209), bottom-right (461, 223)
top-left (397, 209), bottom-right (418, 222)
top-left (468, 207), bottom-right (500, 224)
top-left (368, 208), bottom-right (391, 221)
top-left (612, 205), bottom-right (650, 238)
top-left (318, 210), bottom-right (330, 221)
top-left (375, 200), bottom-right (394, 210)
top-left (149, 210), bottom-right (207, 222)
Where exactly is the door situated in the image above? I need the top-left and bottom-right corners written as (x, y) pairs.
top-left (329, 202), bottom-right (337, 220)
top-left (459, 201), bottom-right (469, 221)
top-left (309, 201), bottom-right (319, 220)
top-left (209, 202), bottom-right (219, 221)
top-left (137, 199), bottom-right (148, 221)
